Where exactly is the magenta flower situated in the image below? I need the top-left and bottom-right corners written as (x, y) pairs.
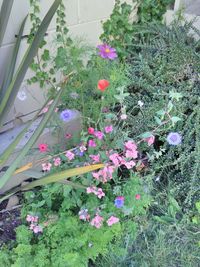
top-left (65, 151), bottom-right (75, 161)
top-left (97, 44), bottom-right (117, 60)
top-left (104, 125), bottom-right (113, 134)
top-left (88, 139), bottom-right (97, 147)
top-left (94, 131), bottom-right (104, 140)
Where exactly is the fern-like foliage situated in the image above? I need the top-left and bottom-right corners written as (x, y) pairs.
top-left (126, 21), bottom-right (200, 210)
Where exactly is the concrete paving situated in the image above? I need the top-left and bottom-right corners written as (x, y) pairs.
top-left (184, 0), bottom-right (200, 15)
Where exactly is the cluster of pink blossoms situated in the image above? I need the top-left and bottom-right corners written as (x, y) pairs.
top-left (26, 215), bottom-right (43, 234)
top-left (92, 165), bottom-right (115, 183)
top-left (90, 214), bottom-right (119, 228)
top-left (86, 186), bottom-right (105, 199)
top-left (88, 125), bottom-right (113, 146)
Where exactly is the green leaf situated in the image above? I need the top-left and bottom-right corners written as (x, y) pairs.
top-left (154, 116), bottom-right (162, 125)
top-left (0, 164), bottom-right (104, 203)
top-left (0, 15), bottom-right (28, 108)
top-left (171, 116), bottom-right (181, 125)
top-left (140, 132), bottom-right (153, 139)
top-left (0, 0), bottom-right (14, 46)
top-left (0, 0), bottom-right (62, 127)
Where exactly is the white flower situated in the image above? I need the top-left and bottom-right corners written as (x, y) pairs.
top-left (17, 90), bottom-right (27, 101)
top-left (138, 100), bottom-right (144, 107)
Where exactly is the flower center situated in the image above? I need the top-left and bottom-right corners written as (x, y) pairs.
top-left (105, 48), bottom-right (110, 53)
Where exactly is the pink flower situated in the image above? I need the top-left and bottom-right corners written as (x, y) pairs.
top-left (120, 114), bottom-right (127, 120)
top-left (90, 214), bottom-right (104, 229)
top-left (86, 186), bottom-right (97, 194)
top-left (124, 141), bottom-right (138, 159)
top-left (53, 157), bottom-right (61, 166)
top-left (105, 125), bottom-right (113, 133)
top-left (145, 135), bottom-right (155, 146)
top-left (107, 216), bottom-right (119, 226)
top-left (124, 160), bottom-right (136, 169)
top-left (55, 107), bottom-right (59, 113)
top-left (80, 145), bottom-right (87, 152)
top-left (42, 162), bottom-right (52, 172)
top-left (90, 154), bottom-right (100, 163)
top-left (92, 165), bottom-right (114, 183)
top-left (65, 151), bottom-right (75, 161)
top-left (33, 225), bottom-right (43, 234)
top-left (94, 131), bottom-right (104, 140)
top-left (97, 188), bottom-right (105, 199)
top-left (38, 143), bottom-right (48, 152)
top-left (97, 44), bottom-right (117, 60)
top-left (26, 215), bottom-right (38, 223)
top-left (88, 139), bottom-right (97, 147)
top-left (65, 133), bottom-right (72, 139)
top-left (88, 127), bottom-right (95, 135)
top-left (86, 186), bottom-right (105, 199)
top-left (109, 153), bottom-right (123, 167)
top-left (135, 194), bottom-right (141, 200)
top-left (125, 141), bottom-right (137, 151)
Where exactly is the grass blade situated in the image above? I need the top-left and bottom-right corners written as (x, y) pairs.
top-left (0, 85), bottom-right (63, 190)
top-left (0, 0), bottom-right (62, 127)
top-left (0, 0), bottom-right (14, 46)
top-left (0, 164), bottom-right (104, 203)
top-left (0, 15), bottom-right (28, 100)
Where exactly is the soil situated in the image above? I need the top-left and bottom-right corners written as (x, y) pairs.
top-left (0, 200), bottom-right (21, 246)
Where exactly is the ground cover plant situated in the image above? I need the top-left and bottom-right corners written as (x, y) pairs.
top-left (0, 1), bottom-right (200, 267)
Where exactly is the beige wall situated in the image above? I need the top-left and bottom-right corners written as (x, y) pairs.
top-left (0, 0), bottom-right (136, 131)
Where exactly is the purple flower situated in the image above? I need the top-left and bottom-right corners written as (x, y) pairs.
top-left (60, 109), bottom-right (74, 122)
top-left (97, 44), bottom-right (117, 60)
top-left (114, 196), bottom-right (124, 208)
top-left (167, 132), bottom-right (182, 145)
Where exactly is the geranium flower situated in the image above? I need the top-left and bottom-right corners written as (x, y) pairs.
top-left (53, 157), bottom-right (61, 166)
top-left (97, 79), bottom-right (110, 91)
top-left (94, 131), bottom-right (104, 140)
top-left (97, 44), bottom-right (117, 60)
top-left (135, 194), bottom-right (141, 200)
top-left (88, 139), bottom-right (97, 147)
top-left (42, 163), bottom-right (52, 172)
top-left (90, 154), bottom-right (100, 163)
top-left (107, 216), bottom-right (119, 226)
top-left (167, 132), bottom-right (182, 145)
top-left (144, 135), bottom-right (155, 146)
top-left (65, 151), bottom-right (75, 161)
top-left (60, 109), bottom-right (74, 122)
top-left (105, 125), bottom-right (113, 133)
top-left (90, 214), bottom-right (104, 229)
top-left (33, 225), bottom-right (43, 234)
top-left (38, 143), bottom-right (48, 152)
top-left (88, 127), bottom-right (95, 135)
top-left (114, 196), bottom-right (124, 208)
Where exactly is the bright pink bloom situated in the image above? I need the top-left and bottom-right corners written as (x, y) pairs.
top-left (145, 135), bottom-right (155, 146)
top-left (86, 186), bottom-right (105, 199)
top-left (125, 150), bottom-right (138, 159)
top-left (88, 127), bottom-right (95, 135)
top-left (26, 215), bottom-right (38, 223)
top-left (107, 216), bottom-right (119, 226)
top-left (124, 160), bottom-right (136, 169)
top-left (94, 131), bottom-right (104, 140)
top-left (38, 143), bottom-right (48, 152)
top-left (65, 151), bottom-right (75, 161)
top-left (125, 141), bottom-right (138, 159)
top-left (42, 162), bottom-right (52, 172)
top-left (86, 186), bottom-right (97, 194)
top-left (97, 44), bottom-right (117, 60)
top-left (53, 157), bottom-right (61, 166)
top-left (105, 125), bottom-right (113, 133)
top-left (90, 154), bottom-right (100, 163)
top-left (135, 194), bottom-right (141, 200)
top-left (90, 214), bottom-right (104, 229)
top-left (88, 139), bottom-right (97, 147)
top-left (97, 79), bottom-right (110, 92)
